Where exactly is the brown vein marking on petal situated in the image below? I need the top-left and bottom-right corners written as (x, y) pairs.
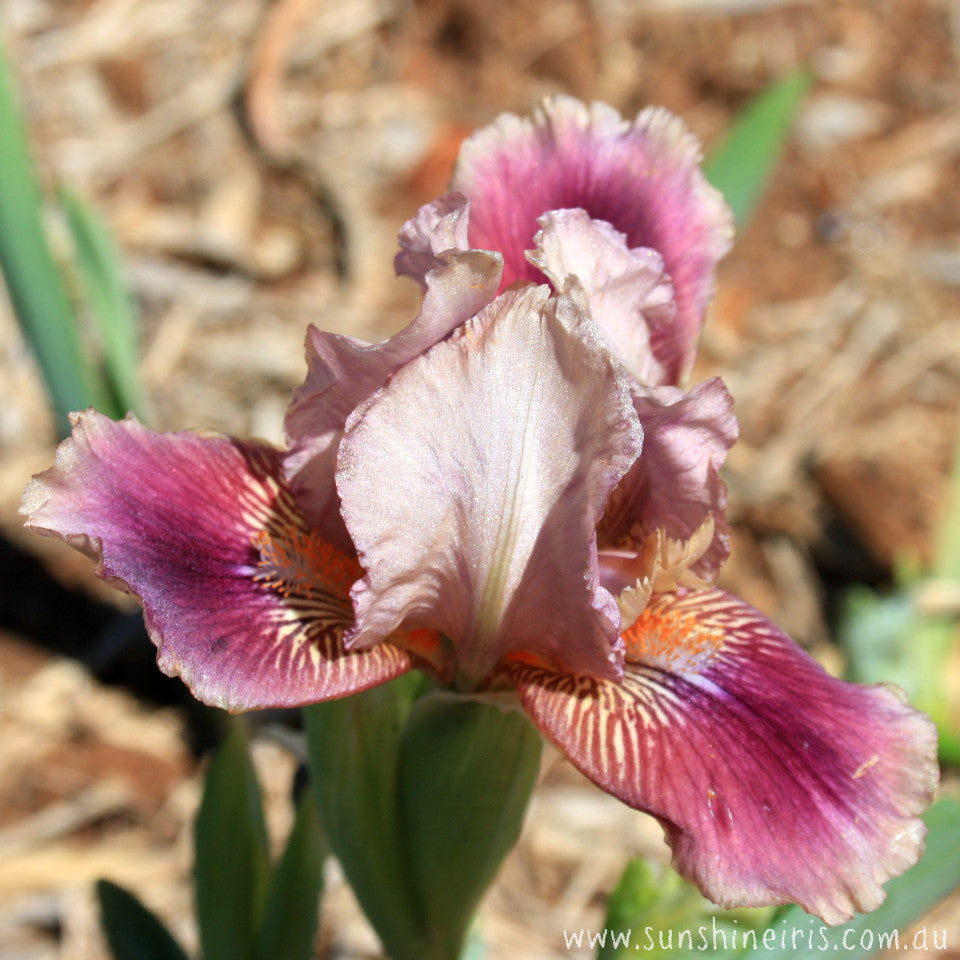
top-left (252, 505), bottom-right (450, 683)
top-left (245, 476), bottom-right (368, 679)
top-left (622, 597), bottom-right (724, 674)
top-left (248, 513), bottom-right (417, 695)
top-left (253, 524), bottom-right (361, 608)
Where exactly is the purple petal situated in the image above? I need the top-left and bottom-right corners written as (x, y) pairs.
top-left (452, 95), bottom-right (734, 382)
top-left (283, 247), bottom-right (502, 544)
top-left (598, 378), bottom-right (737, 584)
top-left (21, 411), bottom-right (412, 710)
top-left (337, 286), bottom-right (643, 688)
top-left (528, 209), bottom-right (676, 384)
top-left (507, 588), bottom-right (938, 925)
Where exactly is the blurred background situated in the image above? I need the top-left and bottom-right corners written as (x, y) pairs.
top-left (1, 0), bottom-right (959, 957)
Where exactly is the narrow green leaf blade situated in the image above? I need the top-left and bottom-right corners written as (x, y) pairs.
top-left (96, 879), bottom-right (190, 960)
top-left (0, 38), bottom-right (102, 432)
top-left (195, 721), bottom-right (270, 960)
top-left (705, 68), bottom-right (812, 228)
top-left (257, 790), bottom-right (327, 960)
top-left (60, 186), bottom-right (144, 418)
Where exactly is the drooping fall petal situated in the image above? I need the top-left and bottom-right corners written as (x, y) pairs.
top-left (284, 247), bottom-right (502, 546)
top-left (337, 285), bottom-right (643, 688)
top-left (21, 411), bottom-right (412, 711)
top-left (451, 95), bottom-right (734, 382)
top-left (506, 588), bottom-right (938, 926)
top-left (598, 378), bottom-right (737, 584)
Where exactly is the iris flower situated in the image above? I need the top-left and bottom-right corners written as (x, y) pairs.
top-left (22, 97), bottom-right (936, 928)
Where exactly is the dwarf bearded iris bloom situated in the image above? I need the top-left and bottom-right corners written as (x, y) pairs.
top-left (22, 97), bottom-right (936, 929)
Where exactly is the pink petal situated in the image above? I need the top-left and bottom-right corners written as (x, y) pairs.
top-left (283, 247), bottom-right (502, 545)
top-left (394, 192), bottom-right (473, 284)
top-left (21, 411), bottom-right (412, 711)
top-left (507, 588), bottom-right (938, 925)
top-left (599, 378), bottom-right (737, 585)
top-left (452, 95), bottom-right (734, 382)
top-left (528, 209), bottom-right (675, 384)
top-left (337, 286), bottom-right (643, 689)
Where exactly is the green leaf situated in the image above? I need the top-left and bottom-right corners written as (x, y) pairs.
top-left (96, 878), bottom-right (190, 960)
top-left (0, 36), bottom-right (104, 433)
top-left (598, 861), bottom-right (771, 960)
top-left (305, 674), bottom-right (427, 960)
top-left (672, 798), bottom-right (960, 960)
top-left (705, 69), bottom-right (812, 229)
top-left (397, 693), bottom-right (542, 959)
top-left (306, 678), bottom-right (541, 960)
top-left (194, 721), bottom-right (270, 960)
top-left (59, 186), bottom-right (144, 419)
top-left (257, 790), bottom-right (327, 960)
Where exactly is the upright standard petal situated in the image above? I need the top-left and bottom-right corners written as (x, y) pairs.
top-left (598, 378), bottom-right (737, 585)
top-left (337, 285), bottom-right (643, 689)
top-left (21, 411), bottom-right (412, 711)
top-left (528, 209), bottom-right (676, 385)
top-left (451, 95), bottom-right (734, 382)
top-left (394, 192), bottom-right (473, 283)
top-left (507, 588), bottom-right (938, 925)
top-left (284, 247), bottom-right (502, 544)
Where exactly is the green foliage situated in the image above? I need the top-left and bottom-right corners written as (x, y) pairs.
top-left (60, 186), bottom-right (145, 419)
top-left (398, 693), bottom-right (542, 957)
top-left (306, 674), bottom-right (428, 958)
top-left (0, 37), bottom-right (143, 434)
top-left (194, 722), bottom-right (271, 960)
top-left (598, 861), bottom-right (772, 960)
top-left (97, 879), bottom-right (190, 960)
top-left (0, 38), bottom-right (101, 433)
top-left (305, 677), bottom-right (543, 960)
top-left (705, 69), bottom-right (811, 229)
top-left (99, 721), bottom-right (326, 960)
top-left (257, 789), bottom-right (328, 960)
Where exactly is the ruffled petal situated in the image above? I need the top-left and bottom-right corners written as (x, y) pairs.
top-left (21, 411), bottom-right (412, 711)
top-left (337, 285), bottom-right (643, 688)
top-left (506, 588), bottom-right (939, 925)
top-left (394, 192), bottom-right (472, 284)
top-left (527, 209), bottom-right (675, 384)
top-left (452, 95), bottom-right (734, 382)
top-left (598, 378), bottom-right (737, 584)
top-left (283, 247), bottom-right (502, 544)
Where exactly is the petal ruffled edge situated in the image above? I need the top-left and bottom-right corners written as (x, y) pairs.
top-left (283, 246), bottom-right (502, 542)
top-left (598, 378), bottom-right (737, 584)
top-left (528, 208), bottom-right (675, 385)
top-left (506, 588), bottom-right (938, 924)
top-left (337, 285), bottom-right (643, 687)
top-left (452, 95), bottom-right (734, 382)
top-left (22, 411), bottom-right (413, 711)
top-left (394, 191), bottom-right (473, 285)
